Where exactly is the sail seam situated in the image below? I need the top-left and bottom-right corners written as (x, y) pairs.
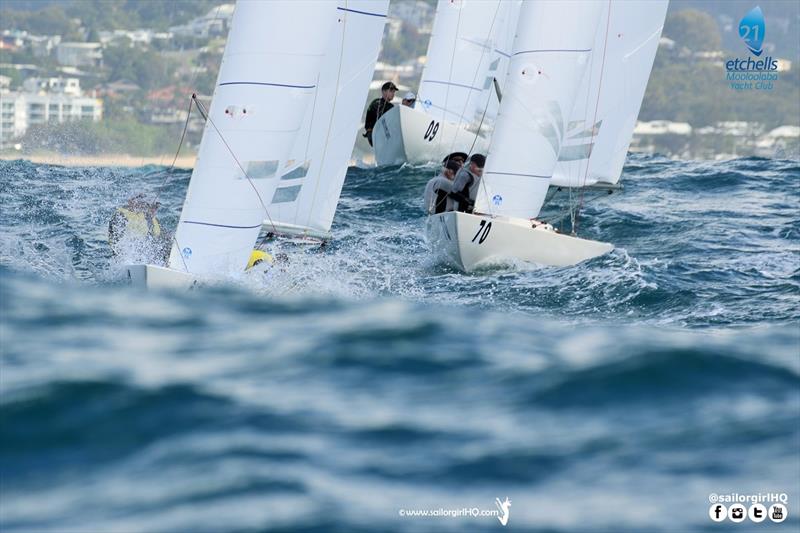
top-left (422, 80), bottom-right (483, 91)
top-left (487, 171), bottom-right (549, 179)
top-left (219, 82), bottom-right (316, 89)
top-left (336, 6), bottom-right (386, 18)
top-left (183, 221), bottom-right (263, 230)
top-left (514, 49), bottom-right (591, 55)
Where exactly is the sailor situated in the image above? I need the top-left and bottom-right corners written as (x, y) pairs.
top-left (401, 91), bottom-right (416, 108)
top-left (442, 151), bottom-right (468, 169)
top-left (447, 153), bottom-right (485, 213)
top-left (108, 194), bottom-right (169, 264)
top-left (424, 159), bottom-right (461, 215)
top-left (363, 81), bottom-right (397, 147)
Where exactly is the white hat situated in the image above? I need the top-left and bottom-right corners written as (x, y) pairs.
top-left (403, 91), bottom-right (416, 100)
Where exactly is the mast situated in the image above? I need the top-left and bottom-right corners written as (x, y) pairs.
top-left (168, 0), bottom-right (338, 275)
top-left (474, 0), bottom-right (603, 220)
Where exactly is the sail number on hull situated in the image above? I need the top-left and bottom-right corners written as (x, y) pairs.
top-left (423, 120), bottom-right (440, 142)
top-left (471, 219), bottom-right (492, 244)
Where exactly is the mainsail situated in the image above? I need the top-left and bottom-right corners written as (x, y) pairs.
top-left (168, 1), bottom-right (338, 275)
top-left (552, 0), bottom-right (669, 187)
top-left (417, 0), bottom-right (519, 135)
top-left (474, 0), bottom-right (603, 220)
top-left (269, 0), bottom-right (389, 238)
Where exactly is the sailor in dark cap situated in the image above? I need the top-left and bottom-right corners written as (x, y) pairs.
top-left (447, 153), bottom-right (485, 213)
top-left (363, 81), bottom-right (398, 146)
top-left (442, 152), bottom-right (468, 169)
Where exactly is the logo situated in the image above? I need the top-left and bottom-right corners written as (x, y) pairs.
top-left (492, 194), bottom-right (503, 206)
top-left (182, 247), bottom-right (192, 258)
top-left (726, 6), bottom-right (779, 91)
top-left (422, 98), bottom-right (432, 110)
top-left (729, 503), bottom-right (746, 523)
top-left (709, 504), bottom-right (727, 522)
top-left (770, 503), bottom-right (787, 523)
top-left (495, 497), bottom-right (511, 526)
top-left (739, 6), bottom-right (765, 56)
top-left (748, 503), bottom-right (767, 523)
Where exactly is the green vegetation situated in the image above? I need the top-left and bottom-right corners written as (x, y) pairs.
top-left (0, 1), bottom-right (220, 34)
top-left (20, 118), bottom-right (181, 156)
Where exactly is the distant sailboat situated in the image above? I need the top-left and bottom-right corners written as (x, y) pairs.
top-left (425, 0), bottom-right (668, 272)
top-left (372, 0), bottom-right (519, 166)
top-left (125, 0), bottom-right (388, 288)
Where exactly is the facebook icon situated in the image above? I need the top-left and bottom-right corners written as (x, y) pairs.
top-left (709, 504), bottom-right (727, 522)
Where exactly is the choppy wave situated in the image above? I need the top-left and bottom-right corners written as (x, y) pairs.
top-left (1, 155), bottom-right (799, 531)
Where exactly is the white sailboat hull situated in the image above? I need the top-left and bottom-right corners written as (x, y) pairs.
top-left (124, 264), bottom-right (197, 290)
top-left (373, 105), bottom-right (489, 166)
top-left (425, 211), bottom-right (614, 272)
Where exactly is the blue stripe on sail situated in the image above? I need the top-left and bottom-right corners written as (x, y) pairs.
top-left (337, 6), bottom-right (387, 17)
top-left (487, 171), bottom-right (550, 179)
top-left (183, 221), bottom-right (263, 229)
top-left (514, 49), bottom-right (591, 56)
top-left (422, 80), bottom-right (483, 92)
top-left (219, 82), bottom-right (316, 89)
top-left (494, 49), bottom-right (511, 58)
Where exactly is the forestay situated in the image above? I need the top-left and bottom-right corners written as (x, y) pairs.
top-left (475, 0), bottom-right (603, 220)
top-left (168, 0), bottom-right (337, 275)
top-left (418, 0), bottom-right (518, 135)
top-left (552, 0), bottom-right (669, 187)
top-left (269, 0), bottom-right (389, 238)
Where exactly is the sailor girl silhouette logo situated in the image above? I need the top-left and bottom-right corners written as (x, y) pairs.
top-left (739, 6), bottom-right (765, 56)
top-left (495, 497), bottom-right (511, 526)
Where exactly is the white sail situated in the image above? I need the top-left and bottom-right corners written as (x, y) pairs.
top-left (552, 0), bottom-right (669, 187)
top-left (417, 0), bottom-right (519, 134)
top-left (168, 0), bottom-right (338, 275)
top-left (269, 0), bottom-right (389, 238)
top-left (474, 0), bottom-right (603, 220)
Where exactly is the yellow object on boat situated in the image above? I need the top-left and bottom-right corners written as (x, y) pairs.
top-left (246, 250), bottom-right (273, 269)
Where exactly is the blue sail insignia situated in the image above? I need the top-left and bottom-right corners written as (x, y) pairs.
top-left (739, 6), bottom-right (765, 56)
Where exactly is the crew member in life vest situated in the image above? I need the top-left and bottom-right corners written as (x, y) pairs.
top-left (363, 81), bottom-right (397, 147)
top-left (108, 194), bottom-right (170, 264)
top-left (447, 153), bottom-right (485, 213)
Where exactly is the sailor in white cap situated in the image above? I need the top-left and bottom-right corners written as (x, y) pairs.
top-left (401, 91), bottom-right (416, 108)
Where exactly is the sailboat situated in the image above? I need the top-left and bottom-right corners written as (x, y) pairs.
top-left (372, 0), bottom-right (519, 166)
top-left (125, 0), bottom-right (388, 288)
top-left (425, 0), bottom-right (668, 272)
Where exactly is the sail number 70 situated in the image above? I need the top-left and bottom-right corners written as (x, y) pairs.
top-left (471, 219), bottom-right (492, 244)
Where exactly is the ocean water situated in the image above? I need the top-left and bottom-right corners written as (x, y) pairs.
top-left (1, 155), bottom-right (799, 532)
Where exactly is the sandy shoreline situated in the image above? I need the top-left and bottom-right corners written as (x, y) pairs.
top-left (0, 153), bottom-right (197, 169)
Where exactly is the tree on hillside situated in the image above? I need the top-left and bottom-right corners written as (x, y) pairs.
top-left (663, 9), bottom-right (722, 52)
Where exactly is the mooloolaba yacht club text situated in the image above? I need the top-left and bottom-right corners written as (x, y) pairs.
top-left (726, 56), bottom-right (780, 91)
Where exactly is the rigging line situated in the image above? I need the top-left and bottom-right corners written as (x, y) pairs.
top-left (576, 0), bottom-right (611, 234)
top-left (303, 4), bottom-right (349, 230)
top-left (151, 94), bottom-right (194, 210)
top-left (437, 4), bottom-right (463, 157)
top-left (192, 95), bottom-right (278, 234)
top-left (543, 190), bottom-right (612, 227)
top-left (446, 0), bottom-right (503, 158)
